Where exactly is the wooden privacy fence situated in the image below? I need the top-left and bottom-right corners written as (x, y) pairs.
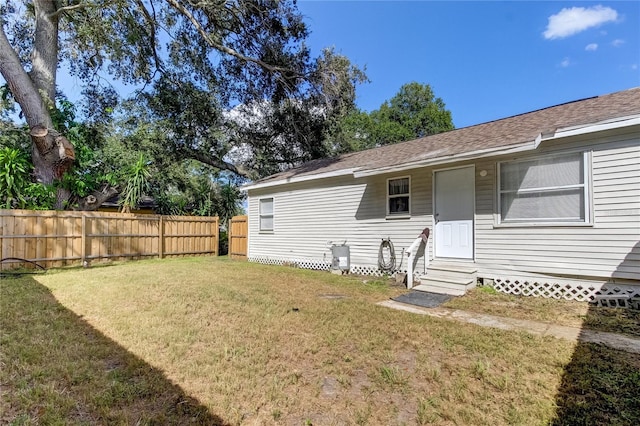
top-left (1, 209), bottom-right (219, 270)
top-left (228, 215), bottom-right (248, 260)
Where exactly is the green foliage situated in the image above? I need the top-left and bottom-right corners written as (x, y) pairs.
top-left (119, 154), bottom-right (150, 212)
top-left (479, 285), bottom-right (499, 295)
top-left (50, 98), bottom-right (77, 132)
top-left (153, 174), bottom-right (245, 221)
top-left (0, 120), bottom-right (56, 209)
top-left (376, 82), bottom-right (454, 139)
top-left (40, 96), bottom-right (117, 206)
top-left (329, 82), bottom-right (454, 154)
top-left (0, 146), bottom-right (29, 208)
top-left (0, 84), bottom-right (19, 120)
top-left (0, 146), bottom-right (55, 209)
top-left (216, 182), bottom-right (244, 224)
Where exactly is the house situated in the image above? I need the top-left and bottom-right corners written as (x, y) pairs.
top-left (243, 88), bottom-right (640, 305)
top-left (98, 195), bottom-right (157, 214)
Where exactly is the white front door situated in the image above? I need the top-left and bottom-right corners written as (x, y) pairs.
top-left (434, 166), bottom-right (474, 259)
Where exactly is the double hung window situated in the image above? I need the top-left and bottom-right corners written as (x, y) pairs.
top-left (387, 177), bottom-right (411, 216)
top-left (259, 198), bottom-right (274, 231)
top-left (498, 152), bottom-right (589, 224)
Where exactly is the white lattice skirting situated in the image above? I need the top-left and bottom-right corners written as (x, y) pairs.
top-left (249, 256), bottom-right (331, 271)
top-left (248, 257), bottom-right (392, 277)
top-left (491, 277), bottom-right (640, 305)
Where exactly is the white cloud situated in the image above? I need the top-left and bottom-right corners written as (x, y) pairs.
top-left (543, 5), bottom-right (618, 39)
top-left (612, 39), bottom-right (625, 47)
top-left (560, 57), bottom-right (571, 68)
top-left (585, 43), bottom-right (598, 51)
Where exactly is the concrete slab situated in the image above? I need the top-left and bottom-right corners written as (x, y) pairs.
top-left (377, 300), bottom-right (640, 354)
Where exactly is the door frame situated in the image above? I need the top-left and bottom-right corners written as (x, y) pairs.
top-left (432, 164), bottom-right (476, 260)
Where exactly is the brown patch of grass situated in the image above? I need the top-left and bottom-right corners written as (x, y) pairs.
top-left (2, 257), bottom-right (638, 425)
top-left (445, 286), bottom-right (640, 337)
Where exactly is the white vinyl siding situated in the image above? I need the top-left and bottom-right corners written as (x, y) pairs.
top-left (498, 152), bottom-right (589, 224)
top-left (387, 176), bottom-right (411, 217)
top-left (248, 172), bottom-right (432, 271)
top-left (475, 129), bottom-right (639, 281)
top-left (259, 198), bottom-right (274, 232)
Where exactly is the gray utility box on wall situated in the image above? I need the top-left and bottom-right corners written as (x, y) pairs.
top-left (331, 244), bottom-right (350, 272)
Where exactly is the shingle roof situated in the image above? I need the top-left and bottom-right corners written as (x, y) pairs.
top-left (253, 87), bottom-right (640, 186)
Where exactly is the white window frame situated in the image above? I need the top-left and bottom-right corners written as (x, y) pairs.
top-left (386, 176), bottom-right (411, 218)
top-left (497, 151), bottom-right (591, 226)
top-left (259, 197), bottom-right (274, 232)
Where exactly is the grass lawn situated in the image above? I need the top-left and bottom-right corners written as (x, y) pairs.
top-left (2, 257), bottom-right (639, 425)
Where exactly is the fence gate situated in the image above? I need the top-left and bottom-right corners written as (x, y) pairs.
top-left (228, 215), bottom-right (248, 260)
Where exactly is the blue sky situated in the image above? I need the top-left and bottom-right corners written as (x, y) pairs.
top-left (4, 2), bottom-right (638, 130)
top-left (297, 1), bottom-right (640, 128)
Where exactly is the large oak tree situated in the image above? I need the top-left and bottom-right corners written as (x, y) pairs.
top-left (0, 0), bottom-right (364, 209)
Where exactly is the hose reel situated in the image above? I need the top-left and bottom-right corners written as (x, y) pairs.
top-left (378, 238), bottom-right (396, 272)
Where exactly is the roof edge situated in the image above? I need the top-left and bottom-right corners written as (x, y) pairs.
top-left (542, 114), bottom-right (640, 142)
top-left (353, 140), bottom-right (537, 178)
top-left (242, 168), bottom-right (358, 191)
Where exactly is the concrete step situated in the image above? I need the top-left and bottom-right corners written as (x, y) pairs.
top-left (428, 262), bottom-right (477, 275)
top-left (415, 280), bottom-right (477, 296)
top-left (421, 274), bottom-right (474, 286)
top-left (414, 282), bottom-right (469, 296)
top-left (416, 261), bottom-right (478, 296)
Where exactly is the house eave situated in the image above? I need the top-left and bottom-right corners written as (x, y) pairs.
top-left (541, 115), bottom-right (640, 142)
top-left (353, 140), bottom-right (537, 178)
top-left (241, 168), bottom-right (358, 191)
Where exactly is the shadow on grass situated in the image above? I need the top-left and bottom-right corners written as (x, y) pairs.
top-left (551, 302), bottom-right (640, 425)
top-left (0, 276), bottom-right (228, 425)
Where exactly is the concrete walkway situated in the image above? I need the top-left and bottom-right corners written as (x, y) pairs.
top-left (378, 300), bottom-right (640, 354)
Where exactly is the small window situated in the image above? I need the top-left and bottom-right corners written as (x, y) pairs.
top-left (498, 152), bottom-right (589, 224)
top-left (259, 198), bottom-right (274, 231)
top-left (387, 177), bottom-right (410, 216)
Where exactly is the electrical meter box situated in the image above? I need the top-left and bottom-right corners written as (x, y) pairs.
top-left (330, 244), bottom-right (350, 272)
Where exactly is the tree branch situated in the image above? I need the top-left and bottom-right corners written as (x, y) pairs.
top-left (48, 3), bottom-right (89, 19)
top-left (0, 26), bottom-right (50, 128)
top-left (73, 184), bottom-right (120, 211)
top-left (182, 147), bottom-right (250, 178)
top-left (165, 0), bottom-right (294, 76)
top-left (133, 0), bottom-right (164, 76)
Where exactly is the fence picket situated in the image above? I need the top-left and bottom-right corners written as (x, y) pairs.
top-left (0, 209), bottom-right (219, 269)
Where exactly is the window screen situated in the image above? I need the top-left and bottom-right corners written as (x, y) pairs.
top-left (388, 177), bottom-right (410, 215)
top-left (259, 198), bottom-right (274, 231)
top-left (499, 153), bottom-right (587, 223)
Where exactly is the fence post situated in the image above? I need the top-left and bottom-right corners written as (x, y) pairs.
top-left (214, 217), bottom-right (219, 256)
top-left (81, 215), bottom-right (86, 265)
top-left (158, 215), bottom-right (164, 259)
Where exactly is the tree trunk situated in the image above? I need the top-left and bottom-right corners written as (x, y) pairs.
top-left (73, 185), bottom-right (120, 211)
top-left (31, 0), bottom-right (59, 108)
top-left (0, 2), bottom-right (76, 209)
